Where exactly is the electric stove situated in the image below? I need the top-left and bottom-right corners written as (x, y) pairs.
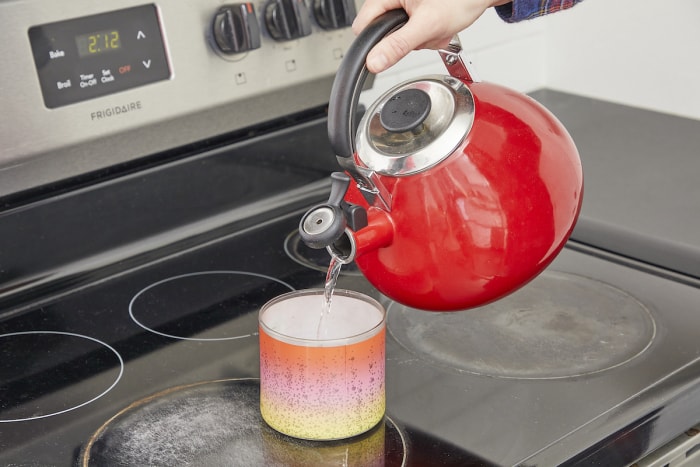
top-left (2, 1), bottom-right (700, 466)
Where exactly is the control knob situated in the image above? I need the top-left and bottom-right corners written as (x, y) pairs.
top-left (264, 0), bottom-right (312, 41)
top-left (313, 0), bottom-right (356, 29)
top-left (213, 3), bottom-right (261, 54)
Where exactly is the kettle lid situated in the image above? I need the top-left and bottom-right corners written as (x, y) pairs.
top-left (356, 75), bottom-right (475, 176)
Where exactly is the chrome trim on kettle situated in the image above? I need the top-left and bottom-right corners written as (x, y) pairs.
top-left (438, 34), bottom-right (481, 83)
top-left (356, 75), bottom-right (475, 176)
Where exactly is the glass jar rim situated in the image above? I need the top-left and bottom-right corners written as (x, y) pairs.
top-left (259, 288), bottom-right (386, 345)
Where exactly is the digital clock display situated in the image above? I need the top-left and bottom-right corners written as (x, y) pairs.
top-left (75, 30), bottom-right (122, 57)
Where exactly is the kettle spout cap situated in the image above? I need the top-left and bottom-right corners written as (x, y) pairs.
top-left (299, 173), bottom-right (351, 249)
top-left (300, 206), bottom-right (345, 249)
top-left (298, 172), bottom-right (369, 250)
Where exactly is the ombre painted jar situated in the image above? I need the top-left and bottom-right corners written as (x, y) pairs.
top-left (259, 289), bottom-right (386, 440)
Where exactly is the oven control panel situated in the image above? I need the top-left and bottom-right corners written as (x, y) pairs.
top-left (0, 0), bottom-right (362, 198)
top-left (29, 5), bottom-right (171, 108)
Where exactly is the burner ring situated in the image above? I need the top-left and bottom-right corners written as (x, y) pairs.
top-left (129, 271), bottom-right (294, 341)
top-left (0, 331), bottom-right (124, 423)
top-left (81, 378), bottom-right (407, 466)
top-left (387, 271), bottom-right (656, 379)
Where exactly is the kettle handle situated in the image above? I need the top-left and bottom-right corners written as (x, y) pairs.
top-left (327, 9), bottom-right (408, 161)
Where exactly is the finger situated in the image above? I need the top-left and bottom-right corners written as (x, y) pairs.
top-left (352, 0), bottom-right (404, 35)
top-left (365, 17), bottom-right (439, 73)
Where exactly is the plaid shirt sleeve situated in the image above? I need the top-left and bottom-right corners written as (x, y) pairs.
top-left (495, 0), bottom-right (584, 22)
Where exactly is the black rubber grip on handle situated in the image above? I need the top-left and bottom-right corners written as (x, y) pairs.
top-left (327, 9), bottom-right (409, 160)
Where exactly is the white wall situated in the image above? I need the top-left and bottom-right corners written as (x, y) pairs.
top-left (362, 0), bottom-right (700, 121)
top-left (544, 0), bottom-right (700, 120)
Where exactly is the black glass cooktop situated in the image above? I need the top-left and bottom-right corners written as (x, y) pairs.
top-left (1, 203), bottom-right (700, 466)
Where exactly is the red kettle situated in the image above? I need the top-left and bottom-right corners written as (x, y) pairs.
top-left (300, 9), bottom-right (583, 311)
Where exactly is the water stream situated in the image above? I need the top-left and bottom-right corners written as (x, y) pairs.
top-left (316, 254), bottom-right (344, 339)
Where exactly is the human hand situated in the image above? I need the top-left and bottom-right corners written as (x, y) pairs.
top-left (352, 0), bottom-right (511, 73)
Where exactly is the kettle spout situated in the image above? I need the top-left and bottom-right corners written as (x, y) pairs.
top-left (299, 172), bottom-right (394, 262)
top-left (326, 208), bottom-right (394, 263)
top-left (347, 209), bottom-right (394, 257)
